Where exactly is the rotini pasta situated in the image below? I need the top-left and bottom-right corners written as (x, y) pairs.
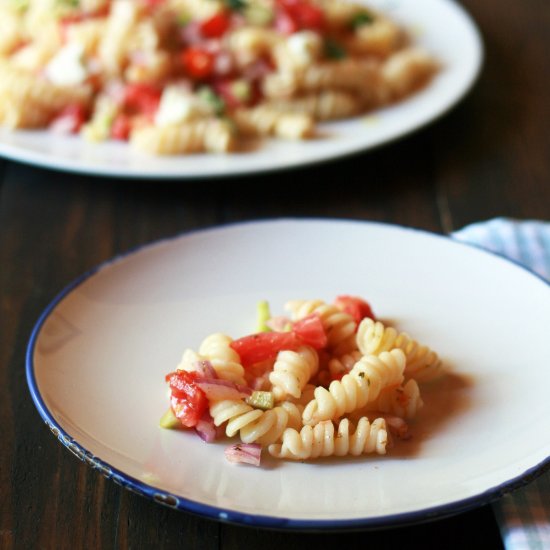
top-left (269, 417), bottom-right (388, 459)
top-left (161, 295), bottom-right (447, 466)
top-left (269, 346), bottom-right (319, 400)
top-left (210, 399), bottom-right (303, 445)
top-left (233, 106), bottom-right (315, 139)
top-left (263, 90), bottom-right (364, 121)
top-left (356, 318), bottom-right (444, 382)
top-left (0, 61), bottom-right (92, 129)
top-left (302, 349), bottom-right (406, 425)
top-left (0, 0), bottom-right (438, 156)
top-left (197, 333), bottom-right (247, 385)
top-left (130, 119), bottom-right (235, 154)
top-left (176, 333), bottom-right (247, 385)
top-left (365, 378), bottom-right (423, 419)
top-left (327, 349), bottom-right (363, 379)
top-left (263, 58), bottom-right (382, 98)
top-left (285, 299), bottom-right (357, 354)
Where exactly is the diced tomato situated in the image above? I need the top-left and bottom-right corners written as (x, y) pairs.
top-left (292, 314), bottom-right (327, 349)
top-left (230, 316), bottom-right (329, 367)
top-left (166, 371), bottom-right (208, 428)
top-left (230, 332), bottom-right (301, 367)
top-left (276, 0), bottom-right (300, 11)
top-left (334, 295), bottom-right (376, 325)
top-left (110, 113), bottom-right (132, 141)
top-left (181, 46), bottom-right (216, 79)
top-left (50, 103), bottom-right (87, 134)
top-left (329, 372), bottom-right (345, 382)
top-left (122, 83), bottom-right (161, 116)
top-left (275, 0), bottom-right (325, 33)
top-left (143, 0), bottom-right (166, 9)
top-left (292, 2), bottom-right (325, 30)
top-left (200, 11), bottom-right (231, 38)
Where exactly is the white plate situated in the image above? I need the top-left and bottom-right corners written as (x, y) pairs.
top-left (2, 0), bottom-right (482, 179)
top-left (27, 219), bottom-right (550, 529)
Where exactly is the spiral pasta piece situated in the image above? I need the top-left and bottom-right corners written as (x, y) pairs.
top-left (269, 417), bottom-right (388, 460)
top-left (366, 379), bottom-right (423, 419)
top-left (327, 349), bottom-right (363, 379)
top-left (345, 18), bottom-right (404, 57)
top-left (356, 318), bottom-right (444, 382)
top-left (198, 333), bottom-right (246, 385)
top-left (233, 106), bottom-right (315, 140)
top-left (210, 399), bottom-right (303, 446)
top-left (285, 299), bottom-right (357, 354)
top-left (269, 346), bottom-right (319, 400)
top-left (228, 27), bottom-right (280, 66)
top-left (130, 119), bottom-right (235, 155)
top-left (302, 349), bottom-right (406, 425)
top-left (174, 334), bottom-right (247, 385)
top-left (0, 7), bottom-right (23, 55)
top-left (176, 348), bottom-right (202, 372)
top-left (263, 90), bottom-right (363, 121)
top-left (97, 0), bottom-right (140, 76)
top-left (263, 58), bottom-right (382, 99)
top-left (0, 61), bottom-right (92, 128)
top-left (313, 0), bottom-right (369, 30)
top-left (382, 47), bottom-right (438, 100)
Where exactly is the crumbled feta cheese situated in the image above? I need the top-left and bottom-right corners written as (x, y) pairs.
top-left (111, 0), bottom-right (138, 24)
top-left (45, 42), bottom-right (88, 86)
top-left (286, 31), bottom-right (322, 67)
top-left (154, 86), bottom-right (213, 126)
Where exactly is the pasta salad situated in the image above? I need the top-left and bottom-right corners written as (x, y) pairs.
top-left (161, 296), bottom-right (445, 465)
top-left (0, 0), bottom-right (438, 155)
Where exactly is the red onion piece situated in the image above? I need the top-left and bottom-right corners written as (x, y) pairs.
top-left (179, 21), bottom-right (202, 45)
top-left (195, 377), bottom-right (253, 401)
top-left (195, 411), bottom-right (217, 443)
top-left (193, 360), bottom-right (217, 379)
top-left (224, 443), bottom-right (262, 466)
top-left (384, 416), bottom-right (411, 440)
top-left (214, 51), bottom-right (234, 76)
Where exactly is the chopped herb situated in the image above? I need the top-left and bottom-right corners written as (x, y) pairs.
top-left (197, 86), bottom-right (225, 115)
top-left (350, 11), bottom-right (375, 29)
top-left (57, 0), bottom-right (80, 6)
top-left (324, 39), bottom-right (346, 60)
top-left (224, 0), bottom-right (246, 12)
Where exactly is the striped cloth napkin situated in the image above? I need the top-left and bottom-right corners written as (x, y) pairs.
top-left (452, 218), bottom-right (550, 550)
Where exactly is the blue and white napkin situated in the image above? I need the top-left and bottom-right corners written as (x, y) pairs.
top-left (452, 218), bottom-right (550, 550)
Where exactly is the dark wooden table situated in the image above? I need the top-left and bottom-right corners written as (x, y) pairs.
top-left (2, 0), bottom-right (549, 548)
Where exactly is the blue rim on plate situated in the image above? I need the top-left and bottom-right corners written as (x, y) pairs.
top-left (26, 219), bottom-right (550, 530)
